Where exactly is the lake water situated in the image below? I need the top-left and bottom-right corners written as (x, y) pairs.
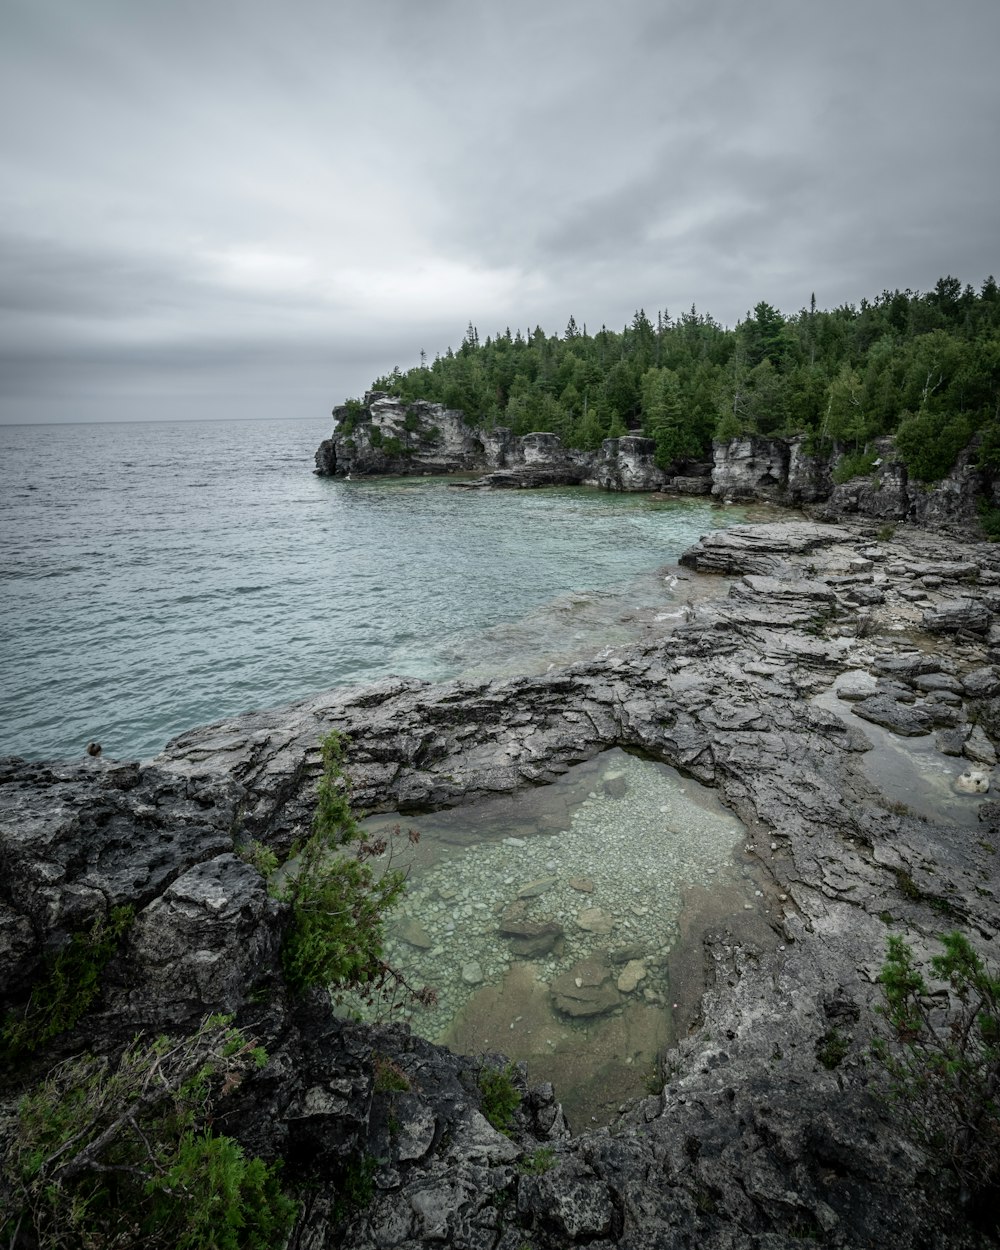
top-left (1, 417), bottom-right (750, 761)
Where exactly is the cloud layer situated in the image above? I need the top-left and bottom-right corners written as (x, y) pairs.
top-left (2, 0), bottom-right (998, 422)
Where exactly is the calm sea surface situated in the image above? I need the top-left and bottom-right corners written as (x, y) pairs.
top-left (1, 417), bottom-right (746, 762)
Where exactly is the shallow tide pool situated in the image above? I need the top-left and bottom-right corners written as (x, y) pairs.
top-left (357, 749), bottom-right (776, 1127)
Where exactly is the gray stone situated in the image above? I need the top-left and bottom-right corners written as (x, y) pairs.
top-left (922, 598), bottom-right (991, 635)
top-left (851, 696), bottom-right (933, 736)
top-left (498, 917), bottom-right (564, 957)
top-left (550, 956), bottom-right (622, 1018)
top-left (617, 959), bottom-right (647, 993)
top-left (517, 875), bottom-right (558, 899)
top-left (518, 1162), bottom-right (615, 1238)
top-left (394, 1097), bottom-right (437, 1162)
top-left (873, 653), bottom-right (942, 678)
top-left (936, 728), bottom-right (969, 756)
top-left (575, 906), bottom-right (616, 934)
top-left (601, 770), bottom-right (628, 798)
top-left (963, 666), bottom-right (1000, 698)
top-left (835, 671), bottom-right (879, 702)
top-left (396, 917), bottom-right (434, 949)
top-left (912, 672), bottom-right (963, 694)
top-left (964, 724), bottom-right (998, 765)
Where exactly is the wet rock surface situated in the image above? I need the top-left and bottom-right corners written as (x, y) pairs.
top-left (3, 517), bottom-right (1000, 1247)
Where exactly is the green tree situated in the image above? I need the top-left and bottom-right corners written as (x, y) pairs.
top-left (279, 732), bottom-right (424, 1002)
top-left (876, 932), bottom-right (1000, 1210)
top-left (641, 366), bottom-right (697, 467)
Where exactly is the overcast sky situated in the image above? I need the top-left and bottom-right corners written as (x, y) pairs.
top-left (1, 0), bottom-right (997, 424)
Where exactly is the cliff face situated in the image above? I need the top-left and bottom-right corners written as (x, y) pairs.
top-left (317, 397), bottom-right (990, 529)
top-left (315, 393), bottom-right (709, 494)
top-left (712, 434), bottom-right (987, 526)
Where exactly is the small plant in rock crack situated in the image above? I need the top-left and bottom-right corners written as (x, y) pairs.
top-left (517, 1147), bottom-right (556, 1175)
top-left (874, 931), bottom-right (1000, 1213)
top-left (0, 905), bottom-right (134, 1063)
top-left (478, 1062), bottom-right (521, 1134)
top-left (372, 1054), bottom-right (411, 1093)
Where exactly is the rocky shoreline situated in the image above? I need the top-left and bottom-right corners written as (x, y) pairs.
top-left (3, 517), bottom-right (1000, 1247)
top-left (315, 394), bottom-right (992, 532)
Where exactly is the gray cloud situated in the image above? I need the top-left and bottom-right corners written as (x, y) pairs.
top-left (1, 0), bottom-right (998, 422)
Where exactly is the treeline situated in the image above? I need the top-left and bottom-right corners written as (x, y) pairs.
top-left (368, 276), bottom-right (1000, 481)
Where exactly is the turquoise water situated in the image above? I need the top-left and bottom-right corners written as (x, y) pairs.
top-left (1, 417), bottom-right (742, 762)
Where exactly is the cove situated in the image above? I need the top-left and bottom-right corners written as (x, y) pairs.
top-left (359, 748), bottom-right (778, 1128)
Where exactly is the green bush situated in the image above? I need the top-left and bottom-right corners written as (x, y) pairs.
top-left (517, 1147), bottom-right (556, 1175)
top-left (831, 448), bottom-right (878, 484)
top-left (895, 409), bottom-right (973, 482)
top-left (372, 1054), bottom-right (410, 1093)
top-left (279, 732), bottom-right (408, 998)
top-left (2, 1015), bottom-right (296, 1250)
top-left (1, 906), bottom-right (134, 1062)
top-left (237, 839), bottom-right (278, 879)
top-left (875, 931), bottom-right (1000, 1205)
top-left (978, 499), bottom-right (1000, 541)
top-left (478, 1062), bottom-right (521, 1134)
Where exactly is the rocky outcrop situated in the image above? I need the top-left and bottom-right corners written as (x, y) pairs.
top-left (315, 394), bottom-right (705, 494)
top-left (5, 519), bottom-right (1000, 1246)
top-left (317, 396), bottom-right (993, 528)
top-left (315, 394), bottom-right (494, 477)
top-left (713, 433), bottom-right (988, 528)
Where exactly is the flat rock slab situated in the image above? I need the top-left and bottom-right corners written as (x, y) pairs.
top-left (550, 955), bottom-right (622, 1018)
top-left (922, 598), bottom-right (991, 634)
top-left (576, 906), bottom-right (616, 934)
top-left (679, 522), bottom-right (855, 575)
top-left (851, 695), bottom-right (933, 737)
top-left (517, 875), bottom-right (559, 899)
top-left (498, 917), bottom-right (564, 957)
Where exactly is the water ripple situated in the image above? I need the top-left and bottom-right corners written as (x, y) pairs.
top-left (0, 417), bottom-right (747, 761)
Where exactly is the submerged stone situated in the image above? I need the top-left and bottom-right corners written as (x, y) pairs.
top-left (517, 875), bottom-right (559, 899)
top-left (617, 959), bottom-right (647, 993)
top-left (550, 956), bottom-right (622, 1018)
top-left (576, 906), bottom-right (616, 934)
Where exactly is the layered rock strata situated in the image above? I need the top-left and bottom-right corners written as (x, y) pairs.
top-left (316, 397), bottom-right (993, 531)
top-left (3, 520), bottom-right (1000, 1247)
top-left (315, 393), bottom-right (708, 494)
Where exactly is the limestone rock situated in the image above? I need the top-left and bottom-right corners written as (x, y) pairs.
top-left (955, 768), bottom-right (991, 794)
top-left (963, 724), bottom-right (997, 765)
top-left (575, 906), bottom-right (616, 934)
top-left (550, 956), bottom-right (622, 1018)
top-left (679, 522), bottom-right (854, 576)
top-left (498, 916), bottom-right (564, 957)
top-left (922, 598), bottom-right (990, 635)
top-left (962, 666), bottom-right (1000, 698)
top-left (616, 959), bottom-right (647, 993)
top-left (835, 670), bottom-right (879, 702)
top-left (517, 875), bottom-right (558, 899)
top-left (396, 917), bottom-right (434, 949)
top-left (851, 696), bottom-right (933, 737)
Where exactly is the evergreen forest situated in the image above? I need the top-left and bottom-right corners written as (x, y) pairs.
top-left (367, 277), bottom-right (1000, 483)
